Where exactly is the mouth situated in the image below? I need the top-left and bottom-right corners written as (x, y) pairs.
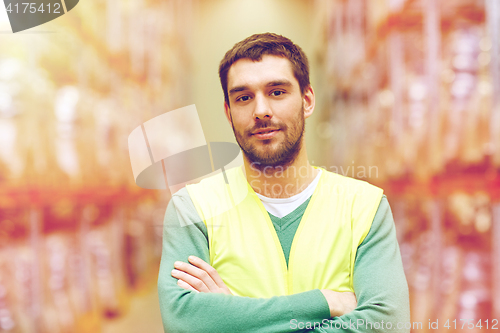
top-left (252, 129), bottom-right (280, 140)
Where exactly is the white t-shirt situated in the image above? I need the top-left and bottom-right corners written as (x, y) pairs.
top-left (256, 170), bottom-right (322, 218)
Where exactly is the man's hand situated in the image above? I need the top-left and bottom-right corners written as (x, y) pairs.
top-left (171, 256), bottom-right (232, 295)
top-left (320, 290), bottom-right (357, 318)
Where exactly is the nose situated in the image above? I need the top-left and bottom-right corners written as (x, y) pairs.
top-left (253, 93), bottom-right (272, 120)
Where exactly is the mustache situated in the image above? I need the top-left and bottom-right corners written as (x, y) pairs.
top-left (248, 121), bottom-right (283, 134)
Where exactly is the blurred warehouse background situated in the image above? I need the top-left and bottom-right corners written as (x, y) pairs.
top-left (0, 0), bottom-right (499, 332)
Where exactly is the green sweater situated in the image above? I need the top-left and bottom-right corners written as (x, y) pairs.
top-left (158, 188), bottom-right (410, 333)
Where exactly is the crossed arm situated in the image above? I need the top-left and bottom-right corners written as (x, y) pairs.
top-left (158, 189), bottom-right (410, 332)
top-left (171, 255), bottom-right (357, 318)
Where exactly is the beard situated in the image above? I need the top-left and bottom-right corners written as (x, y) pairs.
top-left (231, 106), bottom-right (305, 171)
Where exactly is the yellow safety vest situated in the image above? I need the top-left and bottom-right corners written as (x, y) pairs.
top-left (186, 166), bottom-right (383, 298)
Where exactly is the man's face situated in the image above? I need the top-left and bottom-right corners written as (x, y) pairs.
top-left (224, 55), bottom-right (313, 168)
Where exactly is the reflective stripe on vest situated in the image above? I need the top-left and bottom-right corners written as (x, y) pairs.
top-left (186, 166), bottom-right (383, 298)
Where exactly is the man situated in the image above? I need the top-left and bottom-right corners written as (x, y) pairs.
top-left (158, 33), bottom-right (410, 332)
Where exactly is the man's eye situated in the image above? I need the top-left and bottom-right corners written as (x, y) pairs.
top-left (237, 96), bottom-right (251, 102)
top-left (271, 91), bottom-right (284, 96)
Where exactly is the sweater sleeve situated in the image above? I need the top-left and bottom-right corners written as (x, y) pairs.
top-left (312, 195), bottom-right (411, 332)
top-left (157, 188), bottom-right (331, 333)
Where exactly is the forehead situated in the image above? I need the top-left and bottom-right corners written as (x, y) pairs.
top-left (227, 55), bottom-right (298, 90)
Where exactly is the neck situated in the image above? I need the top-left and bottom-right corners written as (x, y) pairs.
top-left (241, 145), bottom-right (319, 199)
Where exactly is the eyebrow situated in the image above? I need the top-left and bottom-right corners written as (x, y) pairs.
top-left (228, 80), bottom-right (293, 96)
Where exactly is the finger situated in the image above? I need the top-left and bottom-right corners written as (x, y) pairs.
top-left (177, 279), bottom-right (199, 293)
top-left (187, 256), bottom-right (227, 289)
top-left (188, 256), bottom-right (232, 294)
top-left (171, 269), bottom-right (210, 293)
top-left (174, 260), bottom-right (219, 291)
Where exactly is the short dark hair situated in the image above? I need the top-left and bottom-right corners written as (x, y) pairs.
top-left (219, 33), bottom-right (310, 105)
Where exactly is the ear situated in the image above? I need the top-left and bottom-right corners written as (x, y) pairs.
top-left (224, 101), bottom-right (233, 126)
top-left (302, 85), bottom-right (315, 119)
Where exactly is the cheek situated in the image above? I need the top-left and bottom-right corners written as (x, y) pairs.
top-left (231, 116), bottom-right (250, 133)
top-left (276, 101), bottom-right (303, 123)
top-left (272, 95), bottom-right (302, 112)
